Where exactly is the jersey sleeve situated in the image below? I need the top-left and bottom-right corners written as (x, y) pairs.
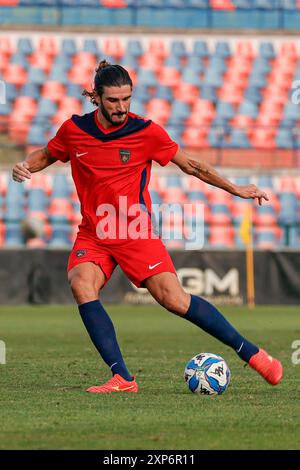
top-left (47, 120), bottom-right (70, 163)
top-left (148, 122), bottom-right (179, 167)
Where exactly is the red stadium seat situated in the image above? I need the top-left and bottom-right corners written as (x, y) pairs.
top-left (102, 0), bottom-right (127, 7)
top-left (29, 52), bottom-right (53, 74)
top-left (279, 42), bottom-right (298, 61)
top-left (41, 81), bottom-right (66, 103)
top-left (251, 129), bottom-right (276, 149)
top-left (48, 198), bottom-right (73, 221)
top-left (277, 176), bottom-right (299, 194)
top-left (0, 36), bottom-right (14, 56)
top-left (139, 54), bottom-right (163, 72)
top-left (0, 54), bottom-right (9, 73)
top-left (209, 225), bottom-right (235, 247)
top-left (161, 187), bottom-right (187, 204)
top-left (148, 40), bottom-right (169, 59)
top-left (146, 99), bottom-right (171, 125)
top-left (13, 97), bottom-right (37, 119)
top-left (236, 41), bottom-right (255, 59)
top-left (103, 38), bottom-right (124, 60)
top-left (174, 83), bottom-right (199, 104)
top-left (3, 64), bottom-right (27, 87)
top-left (72, 52), bottom-right (97, 71)
top-left (210, 0), bottom-right (235, 10)
top-left (231, 115), bottom-right (254, 129)
top-left (158, 67), bottom-right (181, 87)
top-left (68, 67), bottom-right (93, 88)
top-left (0, 0), bottom-right (19, 5)
top-left (37, 37), bottom-right (58, 57)
top-left (181, 127), bottom-right (209, 148)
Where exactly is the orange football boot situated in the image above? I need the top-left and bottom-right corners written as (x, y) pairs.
top-left (86, 374), bottom-right (138, 393)
top-left (249, 348), bottom-right (283, 385)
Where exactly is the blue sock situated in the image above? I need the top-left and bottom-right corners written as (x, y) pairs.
top-left (78, 300), bottom-right (132, 381)
top-left (185, 295), bottom-right (259, 362)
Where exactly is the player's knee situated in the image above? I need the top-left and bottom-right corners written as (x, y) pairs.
top-left (159, 289), bottom-right (190, 315)
top-left (68, 272), bottom-right (97, 301)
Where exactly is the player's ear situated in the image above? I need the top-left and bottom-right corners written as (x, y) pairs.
top-left (93, 89), bottom-right (100, 105)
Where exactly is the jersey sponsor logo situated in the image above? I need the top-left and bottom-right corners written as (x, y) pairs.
top-left (76, 249), bottom-right (87, 258)
top-left (149, 261), bottom-right (163, 270)
top-left (76, 151), bottom-right (88, 158)
top-left (120, 149), bottom-right (131, 163)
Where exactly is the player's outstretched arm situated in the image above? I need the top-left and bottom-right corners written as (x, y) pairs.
top-left (171, 148), bottom-right (268, 206)
top-left (12, 147), bottom-right (57, 183)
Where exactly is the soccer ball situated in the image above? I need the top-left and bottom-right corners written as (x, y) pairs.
top-left (184, 352), bottom-right (230, 395)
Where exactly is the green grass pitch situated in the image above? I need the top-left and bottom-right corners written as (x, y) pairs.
top-left (0, 304), bottom-right (299, 450)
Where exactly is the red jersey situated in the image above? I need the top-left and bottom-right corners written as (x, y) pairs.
top-left (47, 110), bottom-right (178, 244)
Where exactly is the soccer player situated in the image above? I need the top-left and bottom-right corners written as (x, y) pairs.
top-left (12, 60), bottom-right (283, 393)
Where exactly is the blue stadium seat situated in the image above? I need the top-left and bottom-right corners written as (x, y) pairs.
top-left (229, 129), bottom-right (251, 148)
top-left (164, 56), bottom-right (182, 69)
top-left (4, 83), bottom-right (17, 102)
top-left (17, 37), bottom-right (33, 55)
top-left (52, 174), bottom-right (72, 198)
top-left (127, 40), bottom-right (143, 58)
top-left (5, 222), bottom-right (24, 246)
top-left (10, 53), bottom-right (28, 68)
top-left (203, 69), bottom-right (223, 88)
top-left (209, 56), bottom-right (227, 73)
top-left (164, 126), bottom-right (183, 145)
top-left (52, 54), bottom-right (73, 70)
top-left (120, 54), bottom-right (139, 69)
top-left (168, 101), bottom-right (190, 125)
top-left (0, 102), bottom-right (12, 118)
top-left (248, 72), bottom-right (268, 88)
top-left (165, 175), bottom-right (184, 188)
top-left (37, 98), bottom-right (57, 118)
top-left (130, 100), bottom-right (146, 116)
top-left (149, 190), bottom-right (162, 205)
top-left (181, 67), bottom-right (201, 86)
top-left (61, 38), bottom-right (77, 56)
top-left (20, 83), bottom-right (40, 100)
top-left (276, 129), bottom-right (294, 149)
top-left (187, 191), bottom-right (207, 203)
top-left (187, 0), bottom-right (209, 6)
top-left (208, 127), bottom-right (226, 148)
top-left (252, 58), bottom-right (271, 74)
top-left (155, 85), bottom-right (173, 101)
top-left (138, 69), bottom-right (157, 87)
top-left (48, 66), bottom-right (69, 85)
top-left (185, 55), bottom-right (205, 73)
top-left (132, 84), bottom-right (152, 103)
top-left (283, 103), bottom-right (300, 120)
top-left (28, 67), bottom-right (47, 86)
top-left (215, 41), bottom-right (231, 58)
top-left (28, 189), bottom-right (48, 211)
top-left (27, 125), bottom-right (47, 146)
top-left (6, 181), bottom-right (25, 203)
top-left (244, 87), bottom-right (263, 104)
top-left (82, 39), bottom-right (100, 55)
top-left (257, 175), bottom-right (274, 188)
top-left (192, 40), bottom-right (209, 58)
top-left (66, 83), bottom-right (82, 97)
top-left (216, 101), bottom-right (234, 120)
top-left (48, 223), bottom-right (71, 247)
top-left (238, 100), bottom-right (258, 118)
top-left (258, 42), bottom-right (276, 59)
top-left (200, 85), bottom-right (218, 103)
top-left (170, 41), bottom-right (187, 58)
top-left (82, 99), bottom-right (96, 114)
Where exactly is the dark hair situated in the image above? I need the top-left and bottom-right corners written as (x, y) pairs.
top-left (82, 59), bottom-right (133, 106)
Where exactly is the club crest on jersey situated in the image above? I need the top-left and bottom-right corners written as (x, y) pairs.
top-left (120, 149), bottom-right (131, 163)
top-left (76, 249), bottom-right (87, 258)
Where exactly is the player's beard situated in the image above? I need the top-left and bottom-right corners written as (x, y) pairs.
top-left (99, 101), bottom-right (128, 126)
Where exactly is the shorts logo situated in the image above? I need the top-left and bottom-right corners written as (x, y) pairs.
top-left (120, 149), bottom-right (131, 163)
top-left (76, 249), bottom-right (87, 258)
